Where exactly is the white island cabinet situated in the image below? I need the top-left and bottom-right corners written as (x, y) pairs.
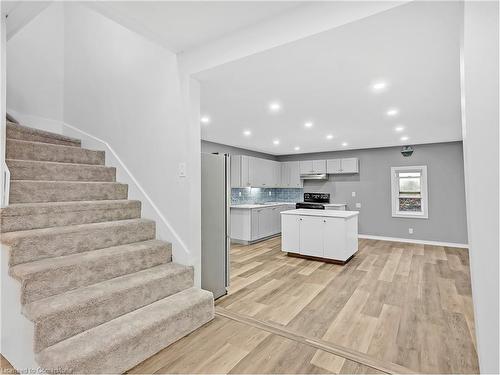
top-left (281, 209), bottom-right (359, 263)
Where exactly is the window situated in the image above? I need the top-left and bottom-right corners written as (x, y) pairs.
top-left (391, 166), bottom-right (428, 218)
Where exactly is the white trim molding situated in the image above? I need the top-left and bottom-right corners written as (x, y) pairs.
top-left (359, 234), bottom-right (469, 249)
top-left (390, 165), bottom-right (429, 219)
top-left (1, 162), bottom-right (9, 208)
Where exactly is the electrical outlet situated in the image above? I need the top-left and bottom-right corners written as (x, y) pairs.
top-left (352, 192), bottom-right (356, 197)
top-left (238, 191), bottom-right (242, 197)
top-left (268, 191), bottom-right (272, 196)
top-left (355, 203), bottom-right (361, 208)
top-left (409, 228), bottom-right (414, 234)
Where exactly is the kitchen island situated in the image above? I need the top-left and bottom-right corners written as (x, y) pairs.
top-left (281, 209), bottom-right (359, 264)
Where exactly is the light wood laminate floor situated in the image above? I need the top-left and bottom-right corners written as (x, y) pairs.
top-left (129, 315), bottom-right (386, 374)
top-left (4, 237), bottom-right (479, 374)
top-left (216, 236), bottom-right (479, 374)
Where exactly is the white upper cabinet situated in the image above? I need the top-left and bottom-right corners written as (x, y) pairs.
top-left (232, 155), bottom-right (283, 188)
top-left (312, 160), bottom-right (327, 173)
top-left (231, 155), bottom-right (250, 187)
top-left (326, 159), bottom-right (342, 173)
top-left (299, 160), bottom-right (326, 174)
top-left (299, 160), bottom-right (313, 174)
top-left (232, 155), bottom-right (357, 188)
top-left (326, 158), bottom-right (359, 174)
top-left (281, 161), bottom-right (302, 188)
top-left (340, 158), bottom-right (359, 173)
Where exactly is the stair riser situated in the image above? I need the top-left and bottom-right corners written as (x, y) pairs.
top-left (33, 267), bottom-right (193, 352)
top-left (6, 139), bottom-right (104, 165)
top-left (7, 160), bottom-right (116, 182)
top-left (7, 125), bottom-right (81, 147)
top-left (19, 242), bottom-right (171, 305)
top-left (1, 203), bottom-right (141, 232)
top-left (7, 220), bottom-right (155, 266)
top-left (36, 291), bottom-right (214, 374)
top-left (9, 181), bottom-right (128, 203)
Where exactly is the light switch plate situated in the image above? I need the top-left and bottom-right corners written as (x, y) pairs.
top-left (409, 228), bottom-right (414, 234)
top-left (178, 162), bottom-right (187, 177)
top-left (355, 203), bottom-right (361, 208)
top-left (352, 192), bottom-right (356, 197)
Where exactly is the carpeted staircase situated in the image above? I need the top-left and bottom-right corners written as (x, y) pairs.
top-left (1, 121), bottom-right (214, 373)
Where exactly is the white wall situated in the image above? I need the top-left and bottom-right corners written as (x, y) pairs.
top-left (6, 2), bottom-right (63, 133)
top-left (461, 1), bottom-right (499, 373)
top-left (63, 3), bottom-right (199, 280)
top-left (6, 3), bottom-right (201, 284)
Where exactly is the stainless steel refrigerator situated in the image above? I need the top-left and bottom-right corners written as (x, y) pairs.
top-left (201, 153), bottom-right (230, 299)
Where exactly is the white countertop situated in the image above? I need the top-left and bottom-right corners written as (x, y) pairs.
top-left (231, 202), bottom-right (297, 209)
top-left (323, 203), bottom-right (347, 207)
top-left (281, 208), bottom-right (359, 219)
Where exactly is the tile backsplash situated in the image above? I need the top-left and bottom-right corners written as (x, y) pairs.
top-left (231, 188), bottom-right (303, 205)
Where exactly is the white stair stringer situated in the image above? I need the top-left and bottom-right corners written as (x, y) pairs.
top-left (0, 244), bottom-right (38, 371)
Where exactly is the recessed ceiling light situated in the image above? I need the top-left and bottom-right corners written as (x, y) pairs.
top-left (200, 116), bottom-right (211, 124)
top-left (304, 121), bottom-right (313, 128)
top-left (400, 136), bottom-right (409, 141)
top-left (326, 134), bottom-right (334, 140)
top-left (269, 102), bottom-right (282, 113)
top-left (294, 146), bottom-right (300, 151)
top-left (341, 142), bottom-right (348, 147)
top-left (386, 108), bottom-right (399, 117)
top-left (372, 81), bottom-right (388, 92)
top-left (273, 139), bottom-right (280, 145)
top-left (394, 125), bottom-right (405, 132)
top-left (243, 130), bottom-right (251, 136)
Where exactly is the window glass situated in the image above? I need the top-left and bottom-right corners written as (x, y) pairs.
top-left (399, 197), bottom-right (422, 211)
top-left (398, 172), bottom-right (421, 195)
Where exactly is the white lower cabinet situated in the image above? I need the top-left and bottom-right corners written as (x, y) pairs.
top-left (281, 214), bottom-right (300, 252)
top-left (299, 216), bottom-right (324, 257)
top-left (232, 205), bottom-right (287, 243)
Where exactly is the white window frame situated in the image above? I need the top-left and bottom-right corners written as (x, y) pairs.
top-left (391, 165), bottom-right (428, 219)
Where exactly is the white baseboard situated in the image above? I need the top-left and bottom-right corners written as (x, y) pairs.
top-left (358, 234), bottom-right (469, 248)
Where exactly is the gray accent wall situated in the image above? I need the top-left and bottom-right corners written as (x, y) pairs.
top-left (201, 140), bottom-right (277, 160)
top-left (278, 141), bottom-right (468, 244)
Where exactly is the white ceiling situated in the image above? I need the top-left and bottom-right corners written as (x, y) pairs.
top-left (196, 1), bottom-right (463, 156)
top-left (90, 1), bottom-right (302, 53)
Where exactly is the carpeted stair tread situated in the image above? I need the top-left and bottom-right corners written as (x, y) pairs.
top-left (36, 287), bottom-right (214, 374)
top-left (9, 180), bottom-right (128, 203)
top-left (25, 263), bottom-right (193, 352)
top-left (1, 200), bottom-right (141, 232)
top-left (9, 239), bottom-right (171, 304)
top-left (7, 121), bottom-right (82, 147)
top-left (2, 122), bottom-right (215, 372)
top-left (6, 139), bottom-right (104, 165)
top-left (3, 218), bottom-right (155, 265)
top-left (6, 159), bottom-right (116, 181)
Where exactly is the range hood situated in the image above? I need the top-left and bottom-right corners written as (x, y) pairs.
top-left (300, 173), bottom-right (328, 180)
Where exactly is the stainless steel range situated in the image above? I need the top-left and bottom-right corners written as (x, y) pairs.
top-left (296, 193), bottom-right (330, 209)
